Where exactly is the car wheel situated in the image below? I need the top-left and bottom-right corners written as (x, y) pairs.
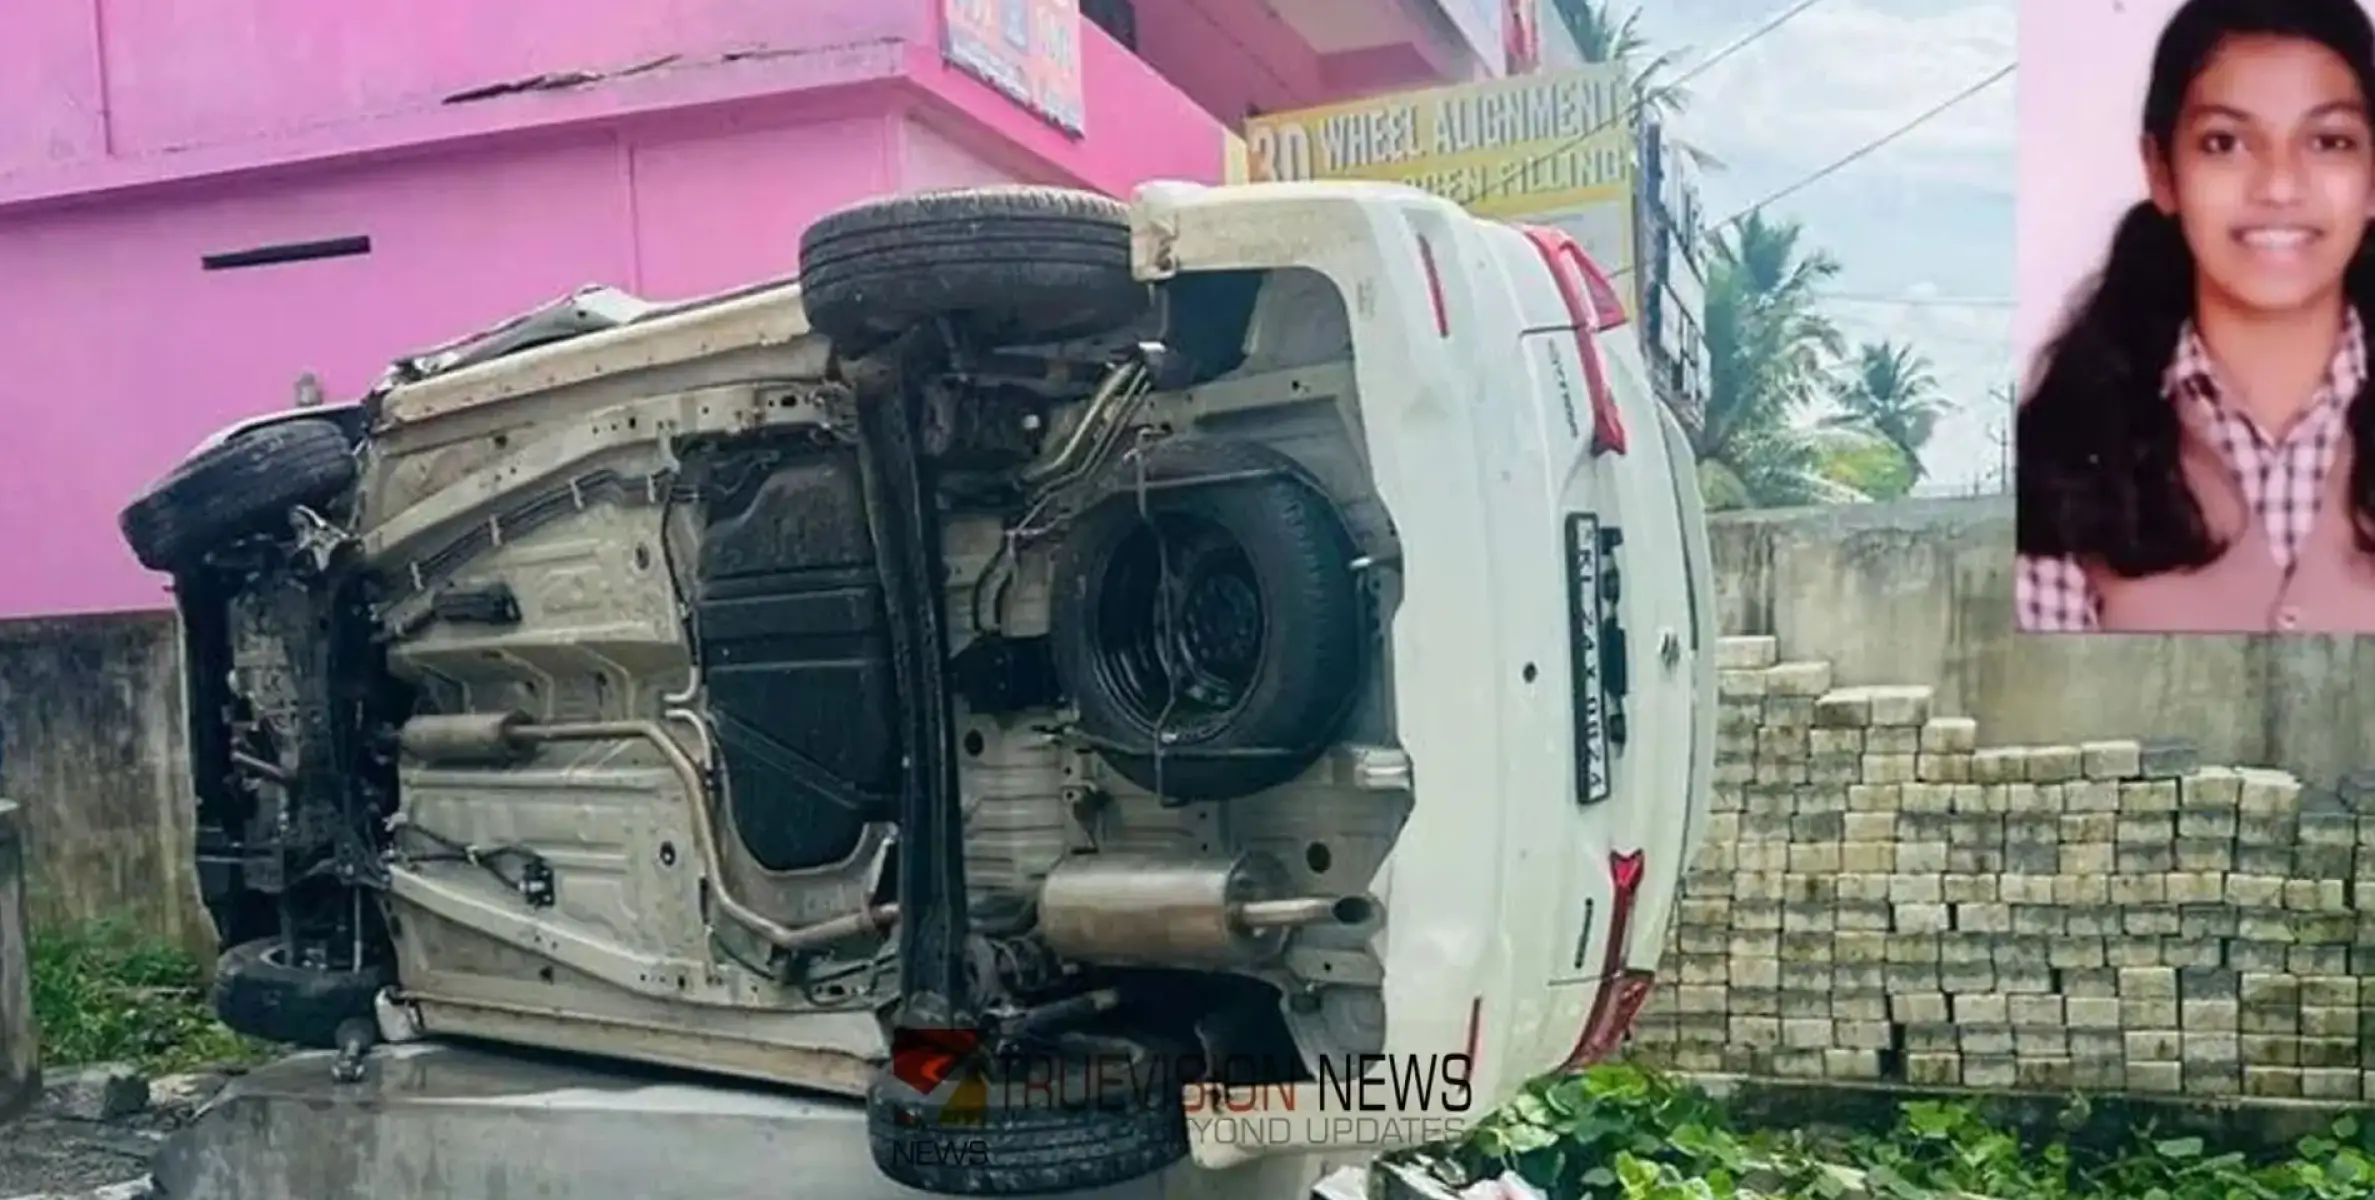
top-left (119, 418), bottom-right (357, 574)
top-left (1049, 438), bottom-right (1367, 802)
top-left (211, 937), bottom-right (391, 1050)
top-left (797, 186), bottom-right (1147, 352)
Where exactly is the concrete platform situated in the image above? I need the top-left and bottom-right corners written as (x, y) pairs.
top-left (147, 1044), bottom-right (1351, 1200)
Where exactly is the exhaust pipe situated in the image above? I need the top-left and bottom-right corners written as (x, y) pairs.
top-left (1036, 853), bottom-right (1375, 970)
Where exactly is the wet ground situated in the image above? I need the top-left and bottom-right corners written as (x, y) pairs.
top-left (0, 1101), bottom-right (164, 1196)
top-left (0, 1074), bottom-right (224, 1199)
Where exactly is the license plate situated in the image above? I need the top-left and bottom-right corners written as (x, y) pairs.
top-left (1565, 512), bottom-right (1611, 803)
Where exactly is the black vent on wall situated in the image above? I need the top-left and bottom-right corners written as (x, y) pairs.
top-left (1082, 0), bottom-right (1136, 51)
top-left (202, 236), bottom-right (372, 271)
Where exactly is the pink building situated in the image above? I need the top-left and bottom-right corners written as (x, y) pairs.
top-left (1, 0), bottom-right (1499, 619)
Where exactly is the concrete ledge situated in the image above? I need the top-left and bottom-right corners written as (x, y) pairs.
top-left (152, 1044), bottom-right (1332, 1200)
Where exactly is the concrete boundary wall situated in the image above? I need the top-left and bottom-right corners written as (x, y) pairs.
top-left (1709, 497), bottom-right (2375, 791)
top-left (0, 614), bottom-right (208, 953)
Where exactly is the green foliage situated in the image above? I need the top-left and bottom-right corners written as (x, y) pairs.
top-left (1407, 1063), bottom-right (2375, 1200)
top-left (1695, 214), bottom-right (1849, 511)
top-left (1824, 341), bottom-right (1951, 486)
top-left (29, 920), bottom-right (272, 1073)
top-left (1815, 432), bottom-right (1914, 502)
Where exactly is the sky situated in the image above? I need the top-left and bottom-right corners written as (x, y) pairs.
top-left (1633, 0), bottom-right (2017, 492)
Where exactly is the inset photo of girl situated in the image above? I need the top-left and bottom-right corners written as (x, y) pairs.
top-left (2017, 0), bottom-right (2375, 633)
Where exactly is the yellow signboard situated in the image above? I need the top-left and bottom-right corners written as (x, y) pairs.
top-left (1240, 68), bottom-right (1635, 218)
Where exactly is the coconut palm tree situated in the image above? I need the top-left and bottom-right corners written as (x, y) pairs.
top-left (1826, 341), bottom-right (1952, 484)
top-left (1695, 211), bottom-right (1847, 508)
top-left (1550, 1), bottom-right (1687, 117)
top-left (1549, 0), bottom-right (1718, 166)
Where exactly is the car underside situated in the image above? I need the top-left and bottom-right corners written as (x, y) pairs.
top-left (129, 186), bottom-right (1434, 1195)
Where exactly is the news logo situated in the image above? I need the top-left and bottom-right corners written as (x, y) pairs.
top-left (886, 1026), bottom-right (993, 1128)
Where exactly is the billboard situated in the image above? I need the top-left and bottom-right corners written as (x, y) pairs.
top-left (1241, 67), bottom-right (1638, 311)
top-left (941, 0), bottom-right (1086, 136)
top-left (1637, 121), bottom-right (1710, 427)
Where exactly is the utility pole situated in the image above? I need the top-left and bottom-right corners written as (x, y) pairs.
top-left (1980, 382), bottom-right (2013, 495)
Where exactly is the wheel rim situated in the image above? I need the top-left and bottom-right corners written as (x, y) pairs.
top-left (265, 940), bottom-right (370, 975)
top-left (1088, 514), bottom-right (1267, 740)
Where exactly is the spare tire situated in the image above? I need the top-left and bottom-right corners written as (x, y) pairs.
top-left (1050, 439), bottom-right (1365, 801)
top-left (798, 186), bottom-right (1147, 351)
top-left (120, 418), bottom-right (357, 574)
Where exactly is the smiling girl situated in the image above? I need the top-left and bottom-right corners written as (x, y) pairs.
top-left (2017, 0), bottom-right (2375, 633)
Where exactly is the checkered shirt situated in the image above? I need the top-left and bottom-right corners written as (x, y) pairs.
top-left (2016, 309), bottom-right (2369, 631)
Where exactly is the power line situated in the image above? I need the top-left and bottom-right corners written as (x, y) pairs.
top-left (1483, 0), bottom-right (1833, 199)
top-left (1708, 63), bottom-right (2015, 231)
top-left (1817, 293), bottom-right (2014, 309)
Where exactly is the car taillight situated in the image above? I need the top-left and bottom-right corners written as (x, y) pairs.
top-left (1415, 234), bottom-right (1451, 336)
top-left (1562, 848), bottom-right (1649, 1069)
top-left (1566, 969), bottom-right (1657, 1067)
top-left (1517, 225), bottom-right (1627, 456)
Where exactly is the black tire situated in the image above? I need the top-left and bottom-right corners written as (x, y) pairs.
top-left (798, 186), bottom-right (1147, 351)
top-left (1050, 439), bottom-right (1365, 801)
top-left (119, 418), bottom-right (357, 573)
top-left (211, 938), bottom-right (390, 1050)
top-left (866, 1040), bottom-right (1189, 1195)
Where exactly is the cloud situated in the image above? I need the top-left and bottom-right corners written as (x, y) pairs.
top-left (1659, 0), bottom-right (2016, 193)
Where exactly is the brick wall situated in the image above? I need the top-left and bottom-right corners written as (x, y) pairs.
top-left (1629, 635), bottom-right (2372, 1103)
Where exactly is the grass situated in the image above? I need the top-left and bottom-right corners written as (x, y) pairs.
top-left (27, 920), bottom-right (277, 1075)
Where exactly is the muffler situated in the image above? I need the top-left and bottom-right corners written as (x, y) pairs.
top-left (1036, 853), bottom-right (1375, 970)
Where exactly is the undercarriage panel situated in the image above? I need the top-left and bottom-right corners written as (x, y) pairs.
top-left (694, 449), bottom-right (901, 873)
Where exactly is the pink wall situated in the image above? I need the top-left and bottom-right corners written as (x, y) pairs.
top-left (1133, 0), bottom-right (1326, 120)
top-left (0, 0), bottom-right (1265, 618)
top-left (1, 115), bottom-right (911, 617)
top-left (0, 0), bottom-right (1369, 207)
top-left (2016, 0), bottom-right (2375, 369)
top-left (2, 0), bottom-right (925, 169)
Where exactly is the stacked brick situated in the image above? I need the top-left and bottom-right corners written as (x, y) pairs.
top-left (1628, 634), bottom-right (2375, 1103)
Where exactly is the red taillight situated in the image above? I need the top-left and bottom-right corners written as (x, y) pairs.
top-left (1415, 234), bottom-right (1451, 336)
top-left (1521, 225), bottom-right (1627, 331)
top-left (1518, 225), bottom-right (1627, 456)
top-left (1609, 849), bottom-right (1645, 893)
top-left (1567, 969), bottom-right (1657, 1067)
top-left (1574, 255), bottom-right (1627, 332)
top-left (1563, 848), bottom-right (1650, 1070)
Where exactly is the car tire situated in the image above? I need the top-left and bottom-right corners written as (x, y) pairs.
top-left (119, 418), bottom-right (357, 574)
top-left (797, 186), bottom-right (1147, 351)
top-left (865, 1038), bottom-right (1189, 1195)
top-left (211, 938), bottom-right (391, 1050)
top-left (1049, 438), bottom-right (1366, 802)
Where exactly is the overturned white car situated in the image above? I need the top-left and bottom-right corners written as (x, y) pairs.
top-left (122, 181), bottom-right (1714, 1195)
